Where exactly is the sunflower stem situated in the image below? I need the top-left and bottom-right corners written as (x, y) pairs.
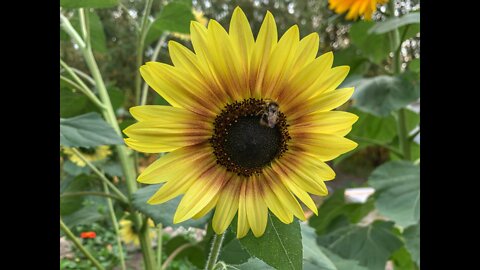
top-left (140, 32), bottom-right (168, 106)
top-left (60, 219), bottom-right (105, 270)
top-left (72, 9), bottom-right (156, 269)
top-left (204, 232), bottom-right (226, 270)
top-left (156, 223), bottom-right (163, 270)
top-left (388, 0), bottom-right (411, 161)
top-left (135, 0), bottom-right (154, 105)
top-left (102, 182), bottom-right (127, 270)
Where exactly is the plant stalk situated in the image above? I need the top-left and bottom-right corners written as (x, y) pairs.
top-left (156, 223), bottom-right (163, 269)
top-left (60, 219), bottom-right (105, 270)
top-left (135, 0), bottom-right (154, 105)
top-left (204, 232), bottom-right (226, 270)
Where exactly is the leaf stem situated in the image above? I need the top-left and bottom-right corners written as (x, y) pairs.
top-left (102, 182), bottom-right (127, 270)
top-left (61, 191), bottom-right (124, 202)
top-left (135, 0), bottom-right (154, 105)
top-left (162, 243), bottom-right (194, 270)
top-left (69, 148), bottom-right (129, 204)
top-left (388, 0), bottom-right (411, 161)
top-left (156, 223), bottom-right (163, 269)
top-left (60, 60), bottom-right (105, 110)
top-left (204, 232), bottom-right (226, 270)
top-left (60, 219), bottom-right (105, 270)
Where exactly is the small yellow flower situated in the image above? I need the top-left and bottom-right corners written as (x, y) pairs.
top-left (329, 0), bottom-right (388, 20)
top-left (124, 7), bottom-right (357, 238)
top-left (63, 146), bottom-right (111, 167)
top-left (119, 219), bottom-right (156, 247)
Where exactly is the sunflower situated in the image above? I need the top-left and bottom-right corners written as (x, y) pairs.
top-left (124, 7), bottom-right (358, 238)
top-left (119, 219), bottom-right (156, 247)
top-left (328, 0), bottom-right (388, 20)
top-left (63, 146), bottom-right (111, 167)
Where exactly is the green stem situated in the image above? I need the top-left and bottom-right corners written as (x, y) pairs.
top-left (140, 32), bottom-right (168, 105)
top-left (204, 233), bottom-right (226, 270)
top-left (60, 59), bottom-right (105, 110)
top-left (60, 13), bottom-right (86, 48)
top-left (387, 0), bottom-right (411, 161)
top-left (69, 148), bottom-right (129, 204)
top-left (156, 223), bottom-right (163, 270)
top-left (162, 243), bottom-right (194, 270)
top-left (61, 191), bottom-right (124, 202)
top-left (60, 219), bottom-right (105, 270)
top-left (135, 0), bottom-right (154, 105)
top-left (71, 67), bottom-right (96, 85)
top-left (102, 182), bottom-right (127, 270)
top-left (64, 10), bottom-right (156, 269)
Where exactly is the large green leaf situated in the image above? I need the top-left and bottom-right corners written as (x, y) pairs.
top-left (70, 11), bottom-right (107, 53)
top-left (352, 75), bottom-right (420, 117)
top-left (301, 224), bottom-right (336, 270)
top-left (349, 21), bottom-right (390, 64)
top-left (238, 213), bottom-right (302, 270)
top-left (319, 247), bottom-right (368, 270)
top-left (131, 184), bottom-right (211, 229)
top-left (219, 229), bottom-right (251, 265)
top-left (403, 223), bottom-right (420, 265)
top-left (164, 235), bottom-right (206, 268)
top-left (226, 258), bottom-right (275, 270)
top-left (318, 221), bottom-right (403, 270)
top-left (368, 161), bottom-right (420, 227)
top-left (60, 112), bottom-right (124, 147)
top-left (60, 0), bottom-right (118, 8)
top-left (309, 189), bottom-right (374, 235)
top-left (145, 1), bottom-right (195, 46)
top-left (390, 247), bottom-right (417, 270)
top-left (368, 13), bottom-right (420, 34)
top-left (60, 175), bottom-right (96, 216)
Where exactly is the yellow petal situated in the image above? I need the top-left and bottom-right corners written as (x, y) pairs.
top-left (290, 111), bottom-right (359, 136)
top-left (250, 11), bottom-right (277, 99)
top-left (272, 159), bottom-right (328, 196)
top-left (237, 180), bottom-right (250, 238)
top-left (147, 158), bottom-right (215, 205)
top-left (129, 105), bottom-right (207, 123)
top-left (124, 138), bottom-right (178, 153)
top-left (287, 87), bottom-right (354, 120)
top-left (263, 25), bottom-right (300, 98)
top-left (291, 32), bottom-right (319, 76)
top-left (260, 174), bottom-right (293, 224)
top-left (173, 166), bottom-right (227, 223)
top-left (282, 151), bottom-right (336, 181)
top-left (192, 194), bottom-right (219, 219)
top-left (292, 134), bottom-right (358, 161)
top-left (264, 168), bottom-right (306, 221)
top-left (212, 177), bottom-right (242, 234)
top-left (245, 176), bottom-right (268, 237)
top-left (310, 66), bottom-right (350, 96)
top-left (229, 7), bottom-right (254, 80)
top-left (137, 143), bottom-right (212, 184)
top-left (277, 169), bottom-right (319, 215)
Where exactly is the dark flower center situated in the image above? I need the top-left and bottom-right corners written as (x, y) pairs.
top-left (210, 98), bottom-right (291, 177)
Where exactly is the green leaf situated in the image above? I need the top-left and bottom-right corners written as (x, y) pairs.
top-left (107, 86), bottom-right (125, 110)
top-left (60, 0), bottom-right (118, 9)
top-left (63, 160), bottom-right (91, 176)
top-left (70, 11), bottom-right (107, 53)
top-left (368, 161), bottom-right (420, 227)
top-left (318, 221), bottom-right (403, 270)
top-left (352, 75), bottom-right (420, 117)
top-left (219, 229), bottom-right (251, 265)
top-left (60, 82), bottom-right (99, 118)
top-left (408, 59), bottom-right (420, 73)
top-left (145, 1), bottom-right (195, 46)
top-left (368, 13), bottom-right (420, 34)
top-left (60, 112), bottom-right (124, 147)
top-left (226, 258), bottom-right (275, 270)
top-left (131, 184), bottom-right (211, 229)
top-left (60, 175), bottom-right (96, 216)
top-left (332, 46), bottom-right (370, 75)
top-left (403, 223), bottom-right (420, 265)
top-left (349, 21), bottom-right (390, 64)
top-left (391, 247), bottom-right (417, 270)
top-left (319, 248), bottom-right (368, 270)
top-left (301, 224), bottom-right (336, 270)
top-left (238, 213), bottom-right (302, 270)
top-left (308, 189), bottom-right (374, 235)
top-left (62, 205), bottom-right (106, 227)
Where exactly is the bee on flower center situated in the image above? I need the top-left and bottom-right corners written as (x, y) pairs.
top-left (258, 100), bottom-right (280, 128)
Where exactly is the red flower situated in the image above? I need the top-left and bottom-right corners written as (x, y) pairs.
top-left (80, 231), bottom-right (96, 239)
